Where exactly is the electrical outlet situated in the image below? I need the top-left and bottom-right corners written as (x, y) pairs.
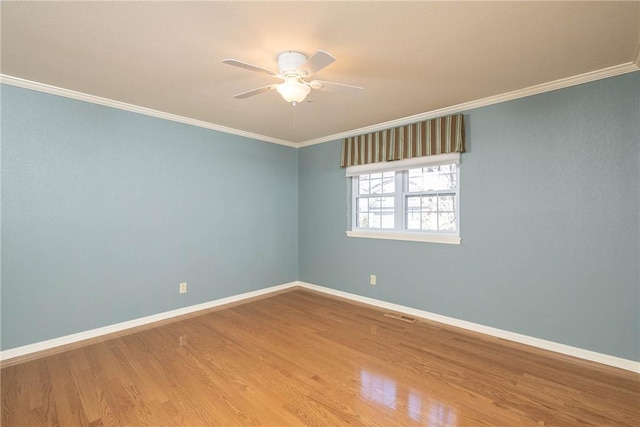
top-left (370, 275), bottom-right (376, 285)
top-left (179, 282), bottom-right (187, 294)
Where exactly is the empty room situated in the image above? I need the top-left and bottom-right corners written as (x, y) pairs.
top-left (1, 2), bottom-right (639, 426)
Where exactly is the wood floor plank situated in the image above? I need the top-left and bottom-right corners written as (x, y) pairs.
top-left (2, 289), bottom-right (638, 426)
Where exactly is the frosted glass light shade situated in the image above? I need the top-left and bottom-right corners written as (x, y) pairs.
top-left (276, 80), bottom-right (311, 104)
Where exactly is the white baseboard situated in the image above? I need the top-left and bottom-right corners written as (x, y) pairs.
top-left (0, 282), bottom-right (299, 363)
top-left (3, 280), bottom-right (638, 374)
top-left (296, 281), bottom-right (640, 374)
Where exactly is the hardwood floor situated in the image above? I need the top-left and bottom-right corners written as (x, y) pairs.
top-left (1, 289), bottom-right (638, 426)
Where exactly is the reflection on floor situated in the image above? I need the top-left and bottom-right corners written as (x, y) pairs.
top-left (360, 369), bottom-right (457, 426)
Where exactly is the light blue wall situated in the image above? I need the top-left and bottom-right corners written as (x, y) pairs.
top-left (299, 72), bottom-right (640, 361)
top-left (2, 72), bottom-right (639, 362)
top-left (1, 85), bottom-right (298, 350)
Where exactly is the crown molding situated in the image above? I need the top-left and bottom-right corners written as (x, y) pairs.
top-left (3, 61), bottom-right (638, 149)
top-left (0, 75), bottom-right (298, 148)
top-left (297, 62), bottom-right (640, 147)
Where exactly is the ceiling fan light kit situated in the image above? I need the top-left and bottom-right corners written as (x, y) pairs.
top-left (223, 50), bottom-right (363, 106)
top-left (276, 77), bottom-right (311, 104)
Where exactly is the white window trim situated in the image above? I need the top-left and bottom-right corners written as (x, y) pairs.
top-left (346, 153), bottom-right (461, 245)
top-left (345, 152), bottom-right (460, 177)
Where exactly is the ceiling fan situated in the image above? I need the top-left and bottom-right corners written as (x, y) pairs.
top-left (222, 50), bottom-right (363, 105)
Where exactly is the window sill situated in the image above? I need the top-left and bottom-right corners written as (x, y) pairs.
top-left (346, 230), bottom-right (461, 245)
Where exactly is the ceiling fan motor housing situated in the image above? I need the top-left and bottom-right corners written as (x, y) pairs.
top-left (278, 51), bottom-right (308, 76)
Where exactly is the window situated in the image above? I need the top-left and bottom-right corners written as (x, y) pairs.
top-left (405, 164), bottom-right (458, 232)
top-left (347, 154), bottom-right (461, 244)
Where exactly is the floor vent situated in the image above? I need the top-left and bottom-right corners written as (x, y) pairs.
top-left (384, 313), bottom-right (417, 323)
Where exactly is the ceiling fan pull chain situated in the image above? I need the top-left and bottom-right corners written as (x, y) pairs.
top-left (293, 104), bottom-right (297, 129)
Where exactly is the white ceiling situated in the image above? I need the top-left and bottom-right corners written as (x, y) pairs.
top-left (2, 1), bottom-right (639, 145)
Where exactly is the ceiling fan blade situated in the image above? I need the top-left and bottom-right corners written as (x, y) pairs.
top-left (233, 84), bottom-right (278, 99)
top-left (297, 50), bottom-right (335, 77)
top-left (310, 80), bottom-right (363, 94)
top-left (223, 59), bottom-right (278, 76)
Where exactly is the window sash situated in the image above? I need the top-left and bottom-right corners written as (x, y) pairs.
top-left (404, 192), bottom-right (458, 233)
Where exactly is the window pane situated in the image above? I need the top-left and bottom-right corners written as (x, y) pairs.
top-left (407, 196), bottom-right (420, 209)
top-left (369, 197), bottom-right (381, 210)
top-left (357, 198), bottom-right (368, 212)
top-left (442, 173), bottom-right (456, 190)
top-left (423, 172), bottom-right (441, 191)
top-left (369, 212), bottom-right (381, 228)
top-left (422, 196), bottom-right (437, 211)
top-left (407, 212), bottom-right (421, 230)
top-left (439, 212), bottom-right (456, 231)
top-left (381, 213), bottom-right (394, 228)
top-left (408, 165), bottom-right (457, 192)
top-left (370, 178), bottom-right (383, 194)
top-left (446, 172), bottom-right (457, 189)
top-left (358, 213), bottom-right (368, 228)
top-left (382, 176), bottom-right (395, 193)
top-left (421, 213), bottom-right (437, 230)
top-left (439, 194), bottom-right (455, 211)
top-left (439, 164), bottom-right (455, 174)
top-left (409, 168), bottom-right (422, 177)
top-left (408, 176), bottom-right (422, 192)
top-left (359, 178), bottom-right (370, 195)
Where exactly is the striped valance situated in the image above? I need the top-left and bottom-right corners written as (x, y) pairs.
top-left (340, 114), bottom-right (465, 167)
